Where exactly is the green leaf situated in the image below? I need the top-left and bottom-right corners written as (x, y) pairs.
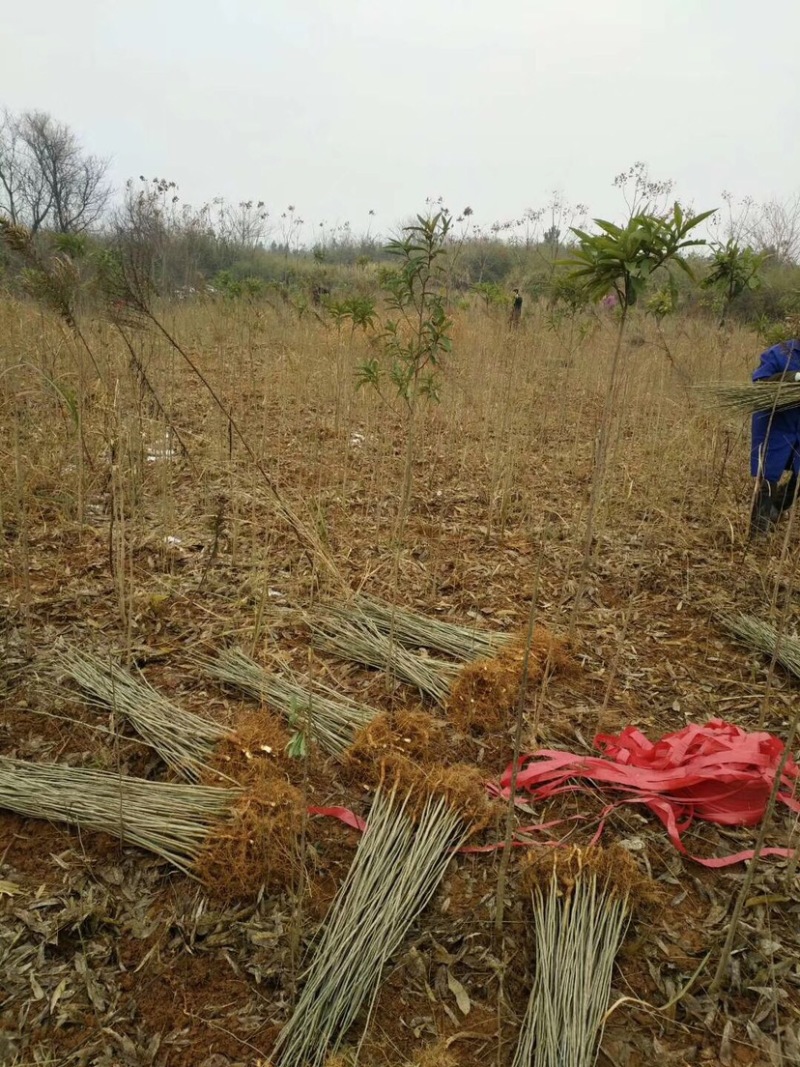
top-left (286, 732), bottom-right (308, 759)
top-left (593, 218), bottom-right (624, 237)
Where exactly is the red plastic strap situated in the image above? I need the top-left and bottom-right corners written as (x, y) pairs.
top-left (307, 805), bottom-right (368, 833)
top-left (503, 719), bottom-right (800, 866)
top-left (309, 721), bottom-right (799, 867)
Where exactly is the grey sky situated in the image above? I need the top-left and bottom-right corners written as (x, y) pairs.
top-left (4, 0), bottom-right (799, 240)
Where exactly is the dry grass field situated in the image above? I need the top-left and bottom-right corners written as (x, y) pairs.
top-left (2, 293), bottom-right (800, 1066)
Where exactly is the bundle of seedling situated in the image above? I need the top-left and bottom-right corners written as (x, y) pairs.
top-left (352, 592), bottom-right (510, 661)
top-left (699, 381), bottom-right (800, 415)
top-left (0, 739), bottom-right (303, 898)
top-left (512, 846), bottom-right (652, 1067)
top-left (33, 648), bottom-right (308, 898)
top-left (312, 601), bottom-right (569, 736)
top-left (0, 756), bottom-right (239, 875)
top-left (723, 613), bottom-right (800, 679)
top-left (275, 735), bottom-right (493, 1067)
top-left (198, 646), bottom-right (378, 753)
top-left (310, 608), bottom-right (460, 705)
top-left (275, 785), bottom-right (468, 1067)
top-left (57, 647), bottom-right (225, 781)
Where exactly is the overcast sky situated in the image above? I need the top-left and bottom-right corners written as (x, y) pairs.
top-left (4, 0), bottom-right (798, 240)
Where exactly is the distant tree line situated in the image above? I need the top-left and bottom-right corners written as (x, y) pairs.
top-left (3, 108), bottom-right (800, 326)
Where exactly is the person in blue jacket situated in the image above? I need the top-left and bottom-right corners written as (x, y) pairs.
top-left (750, 338), bottom-right (800, 536)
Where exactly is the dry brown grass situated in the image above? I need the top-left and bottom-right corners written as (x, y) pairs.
top-left (2, 294), bottom-right (798, 1065)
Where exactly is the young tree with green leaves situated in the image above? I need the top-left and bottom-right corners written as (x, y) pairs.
top-left (701, 239), bottom-right (768, 327)
top-left (357, 211), bottom-right (453, 529)
top-left (563, 203), bottom-right (715, 632)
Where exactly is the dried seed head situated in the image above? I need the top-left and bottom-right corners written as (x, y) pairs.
top-left (0, 219), bottom-right (32, 254)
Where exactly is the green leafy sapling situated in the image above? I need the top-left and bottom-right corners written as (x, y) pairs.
top-left (563, 201), bottom-right (715, 633)
top-left (701, 239), bottom-right (768, 327)
top-left (357, 210), bottom-right (454, 528)
top-left (358, 211), bottom-right (453, 407)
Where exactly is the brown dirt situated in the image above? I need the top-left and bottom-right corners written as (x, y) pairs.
top-left (306, 816), bottom-right (360, 920)
top-left (417, 1041), bottom-right (460, 1067)
top-left (420, 763), bottom-right (496, 833)
top-left (341, 708), bottom-right (453, 788)
top-left (520, 843), bottom-right (664, 911)
top-left (340, 707), bottom-right (497, 832)
top-left (129, 950), bottom-right (263, 1066)
top-left (207, 705), bottom-right (295, 785)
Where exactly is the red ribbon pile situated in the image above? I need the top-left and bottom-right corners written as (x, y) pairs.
top-left (500, 719), bottom-right (800, 867)
top-left (310, 720), bottom-right (800, 867)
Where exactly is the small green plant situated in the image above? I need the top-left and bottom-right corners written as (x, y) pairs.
top-left (213, 269), bottom-right (243, 298)
top-left (327, 295), bottom-right (376, 332)
top-left (286, 728), bottom-right (309, 760)
top-left (471, 281), bottom-right (509, 310)
top-left (701, 239), bottom-right (768, 327)
top-left (357, 212), bottom-right (453, 523)
top-left (358, 211), bottom-right (453, 407)
top-left (286, 703), bottom-right (310, 760)
top-left (645, 278), bottom-right (678, 322)
top-left (544, 271), bottom-right (595, 363)
top-left (241, 275), bottom-right (265, 299)
top-left (53, 232), bottom-right (88, 260)
top-left (644, 278), bottom-right (693, 386)
top-left (757, 313), bottom-right (800, 348)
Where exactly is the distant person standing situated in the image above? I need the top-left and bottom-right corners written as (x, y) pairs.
top-left (509, 287), bottom-right (523, 329)
top-left (750, 338), bottom-right (800, 536)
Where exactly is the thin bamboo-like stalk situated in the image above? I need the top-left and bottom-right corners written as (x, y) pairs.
top-left (310, 611), bottom-right (459, 705)
top-left (351, 593), bottom-right (510, 661)
top-left (723, 613), bottom-right (800, 677)
top-left (57, 647), bottom-right (224, 781)
top-left (198, 647), bottom-right (377, 753)
top-left (513, 862), bottom-right (631, 1067)
top-left (698, 381), bottom-right (800, 415)
top-left (274, 785), bottom-right (470, 1067)
top-left (0, 757), bottom-right (239, 875)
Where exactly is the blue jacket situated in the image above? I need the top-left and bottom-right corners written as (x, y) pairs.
top-left (751, 339), bottom-right (800, 479)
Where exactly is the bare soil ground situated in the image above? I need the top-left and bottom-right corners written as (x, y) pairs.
top-left (2, 299), bottom-right (799, 1066)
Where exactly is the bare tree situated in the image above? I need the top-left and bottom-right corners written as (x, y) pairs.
top-left (214, 197), bottom-right (271, 251)
top-left (0, 110), bottom-right (52, 231)
top-left (108, 178), bottom-right (175, 296)
top-left (749, 193), bottom-right (800, 264)
top-left (709, 190), bottom-right (758, 244)
top-left (0, 109), bottom-right (110, 233)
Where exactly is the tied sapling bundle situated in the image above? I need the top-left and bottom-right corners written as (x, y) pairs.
top-left (198, 647), bottom-right (378, 754)
top-left (723, 613), bottom-right (800, 679)
top-left (274, 772), bottom-right (488, 1067)
top-left (0, 756), bottom-right (240, 875)
top-left (513, 846), bottom-right (652, 1067)
top-left (310, 609), bottom-right (460, 705)
top-left (312, 604), bottom-right (569, 729)
top-left (351, 593), bottom-right (510, 661)
top-left (57, 647), bottom-right (225, 781)
top-left (697, 381), bottom-right (800, 415)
